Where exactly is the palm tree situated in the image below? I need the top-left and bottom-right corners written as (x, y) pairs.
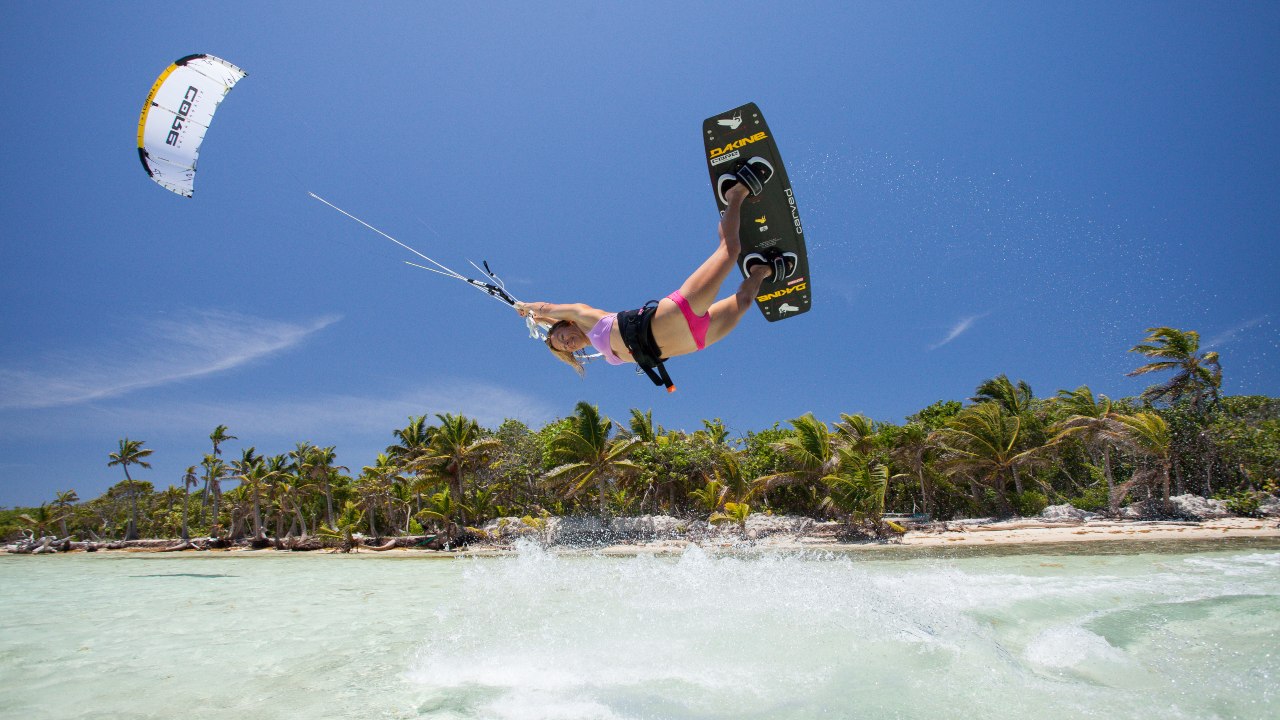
top-left (971, 375), bottom-right (1035, 416)
top-left (888, 423), bottom-right (931, 515)
top-left (544, 402), bottom-right (642, 514)
top-left (1048, 386), bottom-right (1124, 514)
top-left (108, 438), bottom-right (153, 540)
top-left (932, 403), bottom-right (1039, 514)
top-left (210, 425), bottom-right (237, 457)
top-left (234, 457), bottom-right (273, 542)
top-left (689, 479), bottom-right (728, 513)
top-left (715, 451), bottom-right (754, 506)
top-left (757, 413), bottom-right (839, 493)
top-left (834, 413), bottom-right (880, 455)
top-left (307, 445), bottom-right (346, 530)
top-left (200, 425), bottom-right (236, 513)
top-left (627, 408), bottom-right (661, 443)
top-left (1128, 327), bottom-right (1222, 413)
top-left (201, 454), bottom-right (227, 537)
top-left (709, 501), bottom-right (751, 532)
top-left (821, 449), bottom-right (891, 529)
top-left (179, 467), bottom-right (199, 540)
top-left (18, 505), bottom-right (67, 544)
top-left (425, 413), bottom-right (501, 524)
top-left (287, 442), bottom-right (319, 531)
top-left (416, 488), bottom-right (471, 541)
top-left (53, 489), bottom-right (78, 537)
top-left (357, 454), bottom-right (398, 538)
top-left (387, 415), bottom-right (435, 518)
top-left (1106, 411), bottom-right (1173, 507)
top-left (276, 463), bottom-right (313, 540)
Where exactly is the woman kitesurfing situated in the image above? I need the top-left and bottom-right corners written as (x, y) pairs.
top-left (516, 159), bottom-right (787, 391)
top-left (313, 156), bottom-right (787, 392)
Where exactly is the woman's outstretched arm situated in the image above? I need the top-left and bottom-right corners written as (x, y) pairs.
top-left (516, 301), bottom-right (605, 327)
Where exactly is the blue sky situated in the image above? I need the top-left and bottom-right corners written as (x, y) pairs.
top-left (2, 1), bottom-right (1277, 506)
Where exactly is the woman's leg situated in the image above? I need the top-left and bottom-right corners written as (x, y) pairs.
top-left (704, 264), bottom-right (771, 346)
top-left (674, 184), bottom-right (750, 315)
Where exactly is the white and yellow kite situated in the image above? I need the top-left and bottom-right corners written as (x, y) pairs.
top-left (137, 54), bottom-right (246, 197)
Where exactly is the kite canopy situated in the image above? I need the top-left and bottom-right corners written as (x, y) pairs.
top-left (137, 54), bottom-right (246, 197)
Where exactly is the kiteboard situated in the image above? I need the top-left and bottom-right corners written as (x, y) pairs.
top-left (702, 102), bottom-right (810, 321)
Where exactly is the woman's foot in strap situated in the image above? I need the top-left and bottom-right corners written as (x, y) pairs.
top-left (716, 156), bottom-right (775, 205)
top-left (741, 248), bottom-right (796, 281)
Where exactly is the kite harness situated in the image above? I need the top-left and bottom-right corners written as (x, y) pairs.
top-left (617, 301), bottom-right (676, 393)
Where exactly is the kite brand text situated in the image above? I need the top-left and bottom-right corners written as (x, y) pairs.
top-left (166, 86), bottom-right (199, 145)
top-left (708, 131), bottom-right (768, 159)
top-left (757, 282), bottom-right (807, 303)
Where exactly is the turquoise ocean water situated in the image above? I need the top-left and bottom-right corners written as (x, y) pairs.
top-left (1, 540), bottom-right (1278, 719)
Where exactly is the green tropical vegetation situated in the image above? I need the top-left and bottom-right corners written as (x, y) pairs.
top-left (2, 327), bottom-right (1277, 547)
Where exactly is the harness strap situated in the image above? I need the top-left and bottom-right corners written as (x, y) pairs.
top-left (619, 300), bottom-right (677, 393)
top-left (638, 361), bottom-right (675, 393)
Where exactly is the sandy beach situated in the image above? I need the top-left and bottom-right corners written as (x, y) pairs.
top-left (17, 514), bottom-right (1276, 558)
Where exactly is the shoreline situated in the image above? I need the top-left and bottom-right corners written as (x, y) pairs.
top-left (8, 516), bottom-right (1278, 558)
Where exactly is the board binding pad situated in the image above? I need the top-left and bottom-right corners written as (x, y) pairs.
top-left (703, 102), bottom-right (810, 321)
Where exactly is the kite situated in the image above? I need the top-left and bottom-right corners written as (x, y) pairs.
top-left (137, 54), bottom-right (246, 197)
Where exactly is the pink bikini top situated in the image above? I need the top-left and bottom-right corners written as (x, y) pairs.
top-left (586, 315), bottom-right (626, 365)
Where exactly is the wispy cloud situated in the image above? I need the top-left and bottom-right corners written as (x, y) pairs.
top-left (130, 383), bottom-right (557, 439)
top-left (0, 382), bottom-right (556, 443)
top-left (1205, 315), bottom-right (1269, 349)
top-left (0, 310), bottom-right (340, 410)
top-left (929, 313), bottom-right (986, 350)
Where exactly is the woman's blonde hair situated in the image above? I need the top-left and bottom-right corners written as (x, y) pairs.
top-left (545, 320), bottom-right (585, 376)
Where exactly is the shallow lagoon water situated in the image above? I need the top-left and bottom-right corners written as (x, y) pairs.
top-left (2, 540), bottom-right (1278, 720)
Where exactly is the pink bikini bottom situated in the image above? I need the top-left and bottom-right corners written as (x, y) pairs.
top-left (666, 291), bottom-right (709, 350)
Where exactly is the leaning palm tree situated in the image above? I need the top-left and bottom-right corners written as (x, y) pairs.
top-left (931, 403), bottom-right (1039, 514)
top-left (201, 454), bottom-right (227, 537)
top-left (276, 467), bottom-right (313, 540)
top-left (179, 467), bottom-right (199, 540)
top-left (53, 489), bottom-right (78, 537)
top-left (757, 413), bottom-right (839, 493)
top-left (1048, 385), bottom-right (1124, 514)
top-left (1128, 327), bottom-right (1222, 413)
top-left (888, 423), bottom-right (932, 515)
top-left (18, 504), bottom-right (64, 539)
top-left (1106, 411), bottom-right (1173, 507)
top-left (108, 438), bottom-right (153, 540)
top-left (544, 402), bottom-right (643, 514)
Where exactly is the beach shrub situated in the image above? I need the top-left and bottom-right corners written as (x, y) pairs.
top-left (1072, 485), bottom-right (1111, 513)
top-left (907, 399), bottom-right (964, 429)
top-left (1214, 490), bottom-right (1264, 517)
top-left (1011, 490), bottom-right (1049, 517)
